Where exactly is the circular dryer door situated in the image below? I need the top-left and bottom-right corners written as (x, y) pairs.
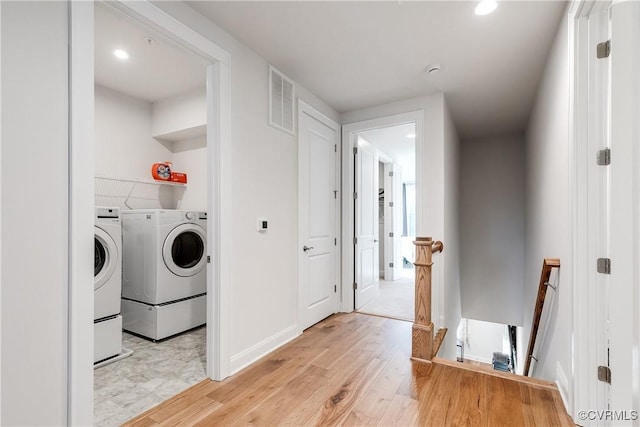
top-left (94, 226), bottom-right (118, 291)
top-left (162, 223), bottom-right (207, 277)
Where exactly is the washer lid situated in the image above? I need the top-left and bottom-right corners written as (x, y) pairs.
top-left (162, 223), bottom-right (207, 277)
top-left (94, 226), bottom-right (118, 291)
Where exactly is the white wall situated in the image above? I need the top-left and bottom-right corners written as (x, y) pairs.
top-left (524, 11), bottom-right (572, 400)
top-left (459, 318), bottom-right (507, 364)
top-left (1, 2), bottom-right (69, 424)
top-left (173, 135), bottom-right (207, 211)
top-left (440, 99), bottom-right (462, 360)
top-left (459, 135), bottom-right (525, 326)
top-left (95, 84), bottom-right (206, 210)
top-left (151, 87), bottom-right (206, 140)
top-left (342, 94), bottom-right (445, 243)
top-left (95, 84), bottom-right (173, 179)
top-left (152, 2), bottom-right (340, 371)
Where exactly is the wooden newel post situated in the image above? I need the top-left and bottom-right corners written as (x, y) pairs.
top-left (412, 237), bottom-right (443, 363)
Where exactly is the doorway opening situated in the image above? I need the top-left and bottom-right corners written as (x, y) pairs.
top-left (352, 123), bottom-right (417, 321)
top-left (92, 4), bottom-right (210, 425)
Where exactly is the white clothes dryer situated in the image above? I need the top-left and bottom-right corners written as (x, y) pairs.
top-left (121, 209), bottom-right (207, 340)
top-left (94, 207), bottom-right (123, 363)
top-left (94, 207), bottom-right (122, 320)
top-left (121, 209), bottom-right (207, 304)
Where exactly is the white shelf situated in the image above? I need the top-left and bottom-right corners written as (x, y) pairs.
top-left (95, 175), bottom-right (186, 187)
top-left (95, 175), bottom-right (186, 209)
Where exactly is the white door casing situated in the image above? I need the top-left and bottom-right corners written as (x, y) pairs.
top-left (341, 111), bottom-right (423, 313)
top-left (69, 1), bottom-right (231, 424)
top-left (572, 2), bottom-right (612, 421)
top-left (298, 100), bottom-right (340, 331)
top-left (571, 0), bottom-right (640, 422)
top-left (355, 138), bottom-right (380, 309)
top-left (589, 5), bottom-right (612, 415)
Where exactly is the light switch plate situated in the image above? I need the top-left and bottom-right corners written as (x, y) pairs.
top-left (257, 218), bottom-right (268, 232)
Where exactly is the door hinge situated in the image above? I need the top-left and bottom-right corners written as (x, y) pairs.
top-left (334, 238), bottom-right (337, 246)
top-left (597, 258), bottom-right (611, 274)
top-left (389, 232), bottom-right (394, 237)
top-left (597, 148), bottom-right (611, 166)
top-left (389, 262), bottom-right (394, 268)
top-left (334, 144), bottom-right (337, 153)
top-left (353, 147), bottom-right (358, 155)
top-left (207, 255), bottom-right (211, 263)
top-left (597, 365), bottom-right (611, 384)
top-left (353, 237), bottom-right (358, 245)
top-left (334, 285), bottom-right (337, 293)
top-left (389, 171), bottom-right (394, 177)
top-left (334, 190), bottom-right (338, 199)
top-left (597, 40), bottom-right (611, 59)
top-left (353, 282), bottom-right (358, 290)
top-left (389, 202), bottom-right (394, 207)
top-left (353, 192), bottom-right (358, 200)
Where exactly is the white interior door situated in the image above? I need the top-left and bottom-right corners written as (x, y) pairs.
top-left (298, 102), bottom-right (339, 330)
top-left (383, 163), bottom-right (403, 281)
top-left (355, 138), bottom-right (379, 309)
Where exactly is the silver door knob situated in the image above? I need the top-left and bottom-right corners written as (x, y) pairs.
top-left (303, 245), bottom-right (314, 252)
top-left (374, 239), bottom-right (379, 243)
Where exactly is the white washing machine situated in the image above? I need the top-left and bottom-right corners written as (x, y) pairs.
top-left (121, 209), bottom-right (207, 340)
top-left (94, 207), bottom-right (123, 363)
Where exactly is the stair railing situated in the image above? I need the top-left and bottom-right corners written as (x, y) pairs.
top-left (524, 258), bottom-right (561, 376)
top-left (412, 237), bottom-right (444, 363)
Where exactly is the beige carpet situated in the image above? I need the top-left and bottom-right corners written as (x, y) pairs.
top-left (357, 270), bottom-right (414, 321)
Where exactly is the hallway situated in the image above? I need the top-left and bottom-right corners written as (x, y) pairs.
top-left (124, 313), bottom-right (573, 426)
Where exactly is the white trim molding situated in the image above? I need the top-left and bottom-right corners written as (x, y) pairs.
top-left (341, 111), bottom-right (424, 313)
top-left (570, 0), bottom-right (604, 422)
top-left (207, 61), bottom-right (232, 380)
top-left (0, 1), bottom-right (3, 422)
top-left (68, 2), bottom-right (95, 424)
top-left (229, 324), bottom-right (299, 374)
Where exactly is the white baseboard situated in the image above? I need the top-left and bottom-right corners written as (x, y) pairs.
top-left (229, 324), bottom-right (300, 374)
top-left (555, 361), bottom-right (571, 418)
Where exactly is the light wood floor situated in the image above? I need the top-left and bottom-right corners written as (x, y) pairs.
top-left (123, 313), bottom-right (574, 427)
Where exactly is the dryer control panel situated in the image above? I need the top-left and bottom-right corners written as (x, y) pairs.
top-left (96, 207), bottom-right (120, 219)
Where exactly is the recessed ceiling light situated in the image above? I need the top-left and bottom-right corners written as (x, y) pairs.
top-left (407, 134), bottom-right (416, 139)
top-left (113, 49), bottom-right (130, 60)
top-left (475, 0), bottom-right (497, 16)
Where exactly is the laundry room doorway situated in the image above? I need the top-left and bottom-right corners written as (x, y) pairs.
top-left (68, 2), bottom-right (231, 425)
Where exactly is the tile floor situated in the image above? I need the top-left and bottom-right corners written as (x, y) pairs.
top-left (94, 327), bottom-right (206, 426)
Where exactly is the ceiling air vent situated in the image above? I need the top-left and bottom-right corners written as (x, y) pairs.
top-left (269, 66), bottom-right (295, 135)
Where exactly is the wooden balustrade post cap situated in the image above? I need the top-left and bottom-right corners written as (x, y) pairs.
top-left (414, 237), bottom-right (433, 246)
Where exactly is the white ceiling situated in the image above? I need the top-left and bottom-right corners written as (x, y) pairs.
top-left (359, 123), bottom-right (416, 182)
top-left (187, 1), bottom-right (567, 139)
top-left (94, 5), bottom-right (207, 102)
